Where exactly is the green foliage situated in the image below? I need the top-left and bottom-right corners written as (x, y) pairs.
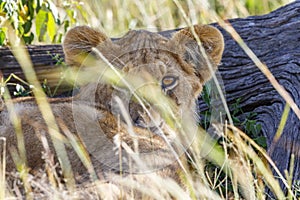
top-left (0, 0), bottom-right (88, 45)
top-left (245, 0), bottom-right (289, 14)
top-left (0, 27), bottom-right (6, 45)
top-left (13, 83), bottom-right (31, 97)
top-left (229, 98), bottom-right (266, 148)
top-left (0, 0), bottom-right (36, 44)
top-left (199, 84), bottom-right (212, 130)
top-left (41, 79), bottom-right (52, 96)
top-left (199, 85), bottom-right (266, 149)
top-left (48, 51), bottom-right (65, 66)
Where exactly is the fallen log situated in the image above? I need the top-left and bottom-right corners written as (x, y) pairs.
top-left (214, 1), bottom-right (300, 186)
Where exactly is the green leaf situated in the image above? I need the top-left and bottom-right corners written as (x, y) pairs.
top-left (47, 12), bottom-right (56, 41)
top-left (66, 9), bottom-right (76, 24)
top-left (64, 20), bottom-right (70, 32)
top-left (232, 116), bottom-right (240, 124)
top-left (23, 32), bottom-right (34, 44)
top-left (36, 8), bottom-right (47, 41)
top-left (27, 1), bottom-right (35, 19)
top-left (23, 21), bottom-right (32, 33)
top-left (254, 136), bottom-right (267, 149)
top-left (18, 25), bottom-right (24, 35)
top-left (0, 28), bottom-right (6, 45)
top-left (56, 33), bottom-right (63, 43)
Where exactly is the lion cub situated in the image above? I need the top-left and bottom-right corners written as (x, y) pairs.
top-left (0, 25), bottom-right (224, 187)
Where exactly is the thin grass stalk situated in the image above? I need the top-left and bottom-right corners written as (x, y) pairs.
top-left (56, 118), bottom-right (98, 181)
top-left (227, 125), bottom-right (289, 199)
top-left (114, 141), bottom-right (192, 199)
top-left (274, 103), bottom-right (290, 141)
top-left (36, 128), bottom-right (60, 192)
top-left (268, 103), bottom-right (290, 156)
top-left (1, 83), bottom-right (33, 198)
top-left (114, 97), bottom-right (139, 153)
top-left (7, 26), bottom-right (76, 190)
top-left (219, 21), bottom-right (300, 122)
top-left (0, 137), bottom-right (6, 200)
top-left (286, 154), bottom-right (295, 200)
top-left (1, 84), bottom-right (27, 169)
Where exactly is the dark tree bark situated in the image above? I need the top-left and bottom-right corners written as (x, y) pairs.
top-left (214, 1), bottom-right (300, 187)
top-left (1, 1), bottom-right (300, 190)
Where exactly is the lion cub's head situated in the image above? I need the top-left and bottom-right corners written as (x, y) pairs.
top-left (63, 25), bottom-right (224, 131)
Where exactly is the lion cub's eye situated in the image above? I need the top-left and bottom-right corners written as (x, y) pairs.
top-left (161, 75), bottom-right (179, 92)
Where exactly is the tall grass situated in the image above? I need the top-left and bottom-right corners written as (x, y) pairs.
top-left (0, 0), bottom-right (297, 199)
top-left (56, 0), bottom-right (293, 36)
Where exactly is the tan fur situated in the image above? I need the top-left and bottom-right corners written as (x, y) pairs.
top-left (0, 25), bottom-right (224, 196)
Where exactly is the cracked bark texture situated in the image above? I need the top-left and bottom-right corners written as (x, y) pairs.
top-left (215, 2), bottom-right (300, 185)
top-left (0, 1), bottom-right (300, 189)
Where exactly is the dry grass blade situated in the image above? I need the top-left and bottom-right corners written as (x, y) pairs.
top-left (286, 154), bottom-right (295, 200)
top-left (0, 137), bottom-right (6, 200)
top-left (220, 21), bottom-right (300, 121)
top-left (7, 26), bottom-right (76, 190)
top-left (274, 103), bottom-right (290, 142)
top-left (227, 125), bottom-right (290, 199)
top-left (268, 103), bottom-right (290, 155)
top-left (57, 117), bottom-right (98, 181)
top-left (0, 83), bottom-right (33, 197)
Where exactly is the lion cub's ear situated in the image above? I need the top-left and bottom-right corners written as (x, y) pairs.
top-left (171, 25), bottom-right (224, 83)
top-left (63, 26), bottom-right (110, 66)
